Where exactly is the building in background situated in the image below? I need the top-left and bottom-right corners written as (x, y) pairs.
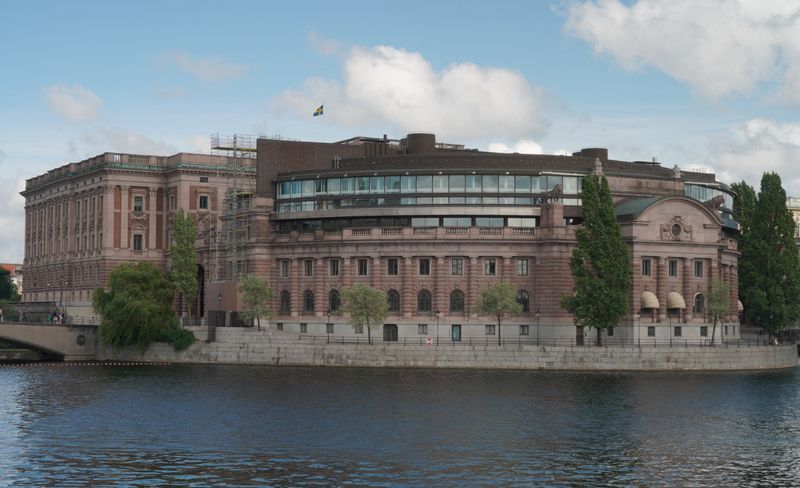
top-left (21, 148), bottom-right (254, 322)
top-left (0, 263), bottom-right (23, 296)
top-left (206, 133), bottom-right (741, 343)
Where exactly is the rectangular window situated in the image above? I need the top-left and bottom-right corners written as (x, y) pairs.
top-left (484, 258), bottom-right (496, 276)
top-left (387, 258), bottom-right (399, 276)
top-left (276, 322), bottom-right (283, 331)
top-left (451, 258), bottom-right (463, 276)
top-left (668, 259), bottom-right (678, 277)
top-left (357, 258), bottom-right (368, 276)
top-left (674, 326), bottom-right (682, 337)
top-left (647, 326), bottom-right (656, 337)
top-left (133, 195), bottom-right (144, 213)
top-left (700, 326), bottom-right (708, 337)
top-left (304, 259), bottom-right (314, 277)
top-left (133, 234), bottom-right (143, 251)
top-left (519, 324), bottom-right (529, 336)
top-left (300, 323), bottom-right (307, 334)
top-left (418, 324), bottom-right (428, 335)
top-left (485, 324), bottom-right (496, 335)
top-left (694, 260), bottom-right (704, 278)
top-left (326, 323), bottom-right (334, 334)
top-left (608, 327), bottom-right (614, 337)
top-left (329, 259), bottom-right (339, 276)
top-left (419, 258), bottom-right (430, 275)
top-left (280, 260), bottom-right (290, 278)
top-left (516, 258), bottom-right (529, 276)
top-left (642, 258), bottom-right (651, 276)
top-left (354, 324), bottom-right (364, 334)
top-left (200, 176), bottom-right (209, 183)
top-left (199, 195), bottom-right (209, 209)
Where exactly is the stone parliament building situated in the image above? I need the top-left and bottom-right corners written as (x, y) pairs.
top-left (22, 133), bottom-right (741, 343)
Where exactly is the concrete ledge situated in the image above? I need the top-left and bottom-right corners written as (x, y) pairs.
top-left (99, 329), bottom-right (799, 371)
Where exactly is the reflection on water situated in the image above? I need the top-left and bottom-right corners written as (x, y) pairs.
top-left (1, 364), bottom-right (799, 486)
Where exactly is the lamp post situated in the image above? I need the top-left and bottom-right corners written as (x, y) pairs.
top-left (435, 309), bottom-right (440, 346)
top-left (217, 293), bottom-right (222, 327)
top-left (535, 310), bottom-right (540, 345)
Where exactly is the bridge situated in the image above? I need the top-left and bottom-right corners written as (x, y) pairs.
top-left (0, 322), bottom-right (98, 361)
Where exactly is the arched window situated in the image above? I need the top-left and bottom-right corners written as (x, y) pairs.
top-left (694, 293), bottom-right (705, 314)
top-left (279, 290), bottom-right (291, 314)
top-left (387, 290), bottom-right (400, 312)
top-left (328, 290), bottom-right (341, 313)
top-left (417, 290), bottom-right (431, 313)
top-left (450, 290), bottom-right (465, 313)
top-left (516, 290), bottom-right (530, 313)
top-left (303, 290), bottom-right (315, 313)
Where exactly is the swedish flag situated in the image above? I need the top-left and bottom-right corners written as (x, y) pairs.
top-left (313, 105), bottom-right (324, 117)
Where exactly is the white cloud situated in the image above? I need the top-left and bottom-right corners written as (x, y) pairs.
top-left (165, 51), bottom-right (249, 82)
top-left (71, 129), bottom-right (177, 157)
top-left (187, 134), bottom-right (209, 153)
top-left (308, 31), bottom-right (342, 56)
top-left (0, 172), bottom-right (27, 263)
top-left (272, 45), bottom-right (548, 141)
top-left (487, 139), bottom-right (544, 154)
top-left (42, 84), bottom-right (102, 123)
top-left (565, 0), bottom-right (800, 101)
top-left (0, 148), bottom-right (5, 164)
top-left (708, 118), bottom-right (800, 195)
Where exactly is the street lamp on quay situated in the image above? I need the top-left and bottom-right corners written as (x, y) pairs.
top-left (435, 309), bottom-right (441, 346)
top-left (535, 310), bottom-right (540, 345)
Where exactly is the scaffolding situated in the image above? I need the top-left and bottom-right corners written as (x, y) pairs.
top-left (210, 134), bottom-right (257, 282)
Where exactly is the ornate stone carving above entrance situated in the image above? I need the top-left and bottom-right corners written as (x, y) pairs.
top-left (660, 216), bottom-right (693, 241)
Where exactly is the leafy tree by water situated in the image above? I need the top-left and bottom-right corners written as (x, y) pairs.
top-left (0, 269), bottom-right (12, 301)
top-left (170, 209), bottom-right (198, 324)
top-left (737, 173), bottom-right (800, 336)
top-left (561, 174), bottom-right (631, 346)
top-left (707, 278), bottom-right (731, 346)
top-left (93, 262), bottom-right (192, 352)
top-left (238, 275), bottom-right (274, 330)
top-left (342, 284), bottom-right (388, 344)
top-left (477, 282), bottom-right (522, 345)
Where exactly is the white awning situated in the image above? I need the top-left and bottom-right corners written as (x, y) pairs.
top-left (667, 291), bottom-right (686, 309)
top-left (738, 299), bottom-right (744, 312)
top-left (641, 291), bottom-right (659, 309)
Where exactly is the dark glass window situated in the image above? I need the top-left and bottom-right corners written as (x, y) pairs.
top-left (329, 290), bottom-right (341, 312)
top-left (280, 291), bottom-right (291, 314)
top-left (417, 290), bottom-right (431, 312)
top-left (450, 290), bottom-right (465, 313)
top-left (388, 290), bottom-right (400, 312)
top-left (303, 290), bottom-right (315, 313)
top-left (516, 290), bottom-right (530, 313)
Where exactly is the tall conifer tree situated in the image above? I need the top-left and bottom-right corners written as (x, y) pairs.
top-left (738, 173), bottom-right (800, 335)
top-left (170, 209), bottom-right (199, 324)
top-left (562, 174), bottom-right (631, 345)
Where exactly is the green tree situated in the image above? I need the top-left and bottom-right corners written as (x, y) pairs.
top-left (170, 209), bottom-right (198, 325)
top-left (477, 282), bottom-right (523, 345)
top-left (0, 269), bottom-right (12, 301)
top-left (92, 262), bottom-right (183, 351)
top-left (238, 275), bottom-right (274, 330)
top-left (731, 181), bottom-right (757, 235)
top-left (342, 284), bottom-right (388, 344)
top-left (738, 173), bottom-right (800, 336)
top-left (707, 278), bottom-right (731, 346)
top-left (561, 174), bottom-right (632, 346)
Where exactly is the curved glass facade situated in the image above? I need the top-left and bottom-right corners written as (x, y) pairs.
top-left (684, 184), bottom-right (734, 210)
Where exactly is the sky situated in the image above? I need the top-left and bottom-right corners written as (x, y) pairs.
top-left (3, 0), bottom-right (800, 263)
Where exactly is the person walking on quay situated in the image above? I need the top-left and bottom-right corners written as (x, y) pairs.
top-left (0, 307), bottom-right (4, 322)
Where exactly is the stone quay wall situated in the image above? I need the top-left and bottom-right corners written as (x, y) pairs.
top-left (98, 327), bottom-right (798, 371)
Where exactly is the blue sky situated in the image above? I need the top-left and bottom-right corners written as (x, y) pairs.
top-left (3, 0), bottom-right (800, 262)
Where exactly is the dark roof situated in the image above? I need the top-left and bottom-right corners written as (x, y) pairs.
top-left (614, 196), bottom-right (665, 220)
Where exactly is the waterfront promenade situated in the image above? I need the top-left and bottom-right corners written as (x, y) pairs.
top-left (101, 326), bottom-right (798, 371)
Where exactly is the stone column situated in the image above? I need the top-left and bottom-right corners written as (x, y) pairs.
top-left (403, 256), bottom-right (414, 318)
top-left (371, 255), bottom-right (380, 289)
top-left (148, 188), bottom-right (158, 251)
top-left (120, 186), bottom-right (129, 250)
top-left (103, 187), bottom-right (115, 249)
top-left (315, 257), bottom-right (325, 317)
top-left (656, 257), bottom-right (666, 322)
top-left (468, 257), bottom-right (479, 317)
top-left (503, 256), bottom-right (513, 280)
top-left (683, 258), bottom-right (692, 322)
top-left (290, 258), bottom-right (300, 317)
top-left (436, 256), bottom-right (447, 315)
top-left (342, 257), bottom-right (352, 288)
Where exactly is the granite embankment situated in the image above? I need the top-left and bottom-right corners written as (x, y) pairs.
top-left (99, 327), bottom-right (798, 371)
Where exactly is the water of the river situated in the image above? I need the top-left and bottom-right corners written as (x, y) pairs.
top-left (1, 363), bottom-right (799, 487)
